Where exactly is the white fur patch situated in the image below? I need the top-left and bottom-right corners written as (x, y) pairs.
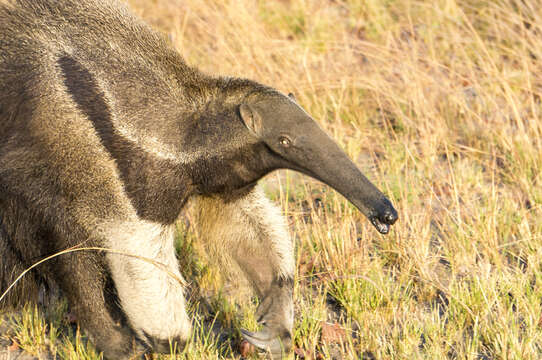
top-left (101, 220), bottom-right (191, 342)
top-left (195, 186), bottom-right (294, 281)
top-left (239, 187), bottom-right (295, 278)
top-left (115, 123), bottom-right (181, 161)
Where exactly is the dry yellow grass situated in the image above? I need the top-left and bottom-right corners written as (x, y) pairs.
top-left (2, 0), bottom-right (542, 359)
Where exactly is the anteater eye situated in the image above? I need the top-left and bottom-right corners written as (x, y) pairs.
top-left (278, 136), bottom-right (291, 147)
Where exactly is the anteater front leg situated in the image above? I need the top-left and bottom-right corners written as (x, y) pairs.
top-left (195, 187), bottom-right (294, 359)
top-left (102, 220), bottom-right (192, 354)
top-left (47, 218), bottom-right (192, 359)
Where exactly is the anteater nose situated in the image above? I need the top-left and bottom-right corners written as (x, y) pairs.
top-left (383, 209), bottom-right (398, 225)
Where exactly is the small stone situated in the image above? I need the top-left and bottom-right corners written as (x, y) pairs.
top-left (8, 339), bottom-right (20, 351)
top-left (239, 339), bottom-right (255, 357)
top-left (320, 322), bottom-right (346, 344)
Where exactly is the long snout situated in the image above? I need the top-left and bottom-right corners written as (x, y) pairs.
top-left (292, 133), bottom-right (398, 234)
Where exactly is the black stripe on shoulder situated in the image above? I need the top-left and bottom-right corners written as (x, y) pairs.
top-left (58, 55), bottom-right (116, 151)
top-left (57, 55), bottom-right (189, 224)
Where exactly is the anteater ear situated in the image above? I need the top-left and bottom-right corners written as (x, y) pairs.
top-left (288, 92), bottom-right (296, 101)
top-left (239, 104), bottom-right (263, 137)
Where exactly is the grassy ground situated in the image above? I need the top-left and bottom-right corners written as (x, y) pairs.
top-left (2, 0), bottom-right (542, 359)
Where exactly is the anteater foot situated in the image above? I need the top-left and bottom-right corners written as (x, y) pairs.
top-left (241, 326), bottom-right (291, 360)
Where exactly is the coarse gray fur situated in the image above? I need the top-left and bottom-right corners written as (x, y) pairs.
top-left (0, 0), bottom-right (398, 358)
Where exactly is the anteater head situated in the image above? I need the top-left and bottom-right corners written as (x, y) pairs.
top-left (238, 92), bottom-right (398, 234)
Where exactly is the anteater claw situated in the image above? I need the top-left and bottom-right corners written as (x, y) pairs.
top-left (241, 328), bottom-right (285, 359)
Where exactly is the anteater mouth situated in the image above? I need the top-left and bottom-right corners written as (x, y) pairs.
top-left (370, 216), bottom-right (391, 234)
